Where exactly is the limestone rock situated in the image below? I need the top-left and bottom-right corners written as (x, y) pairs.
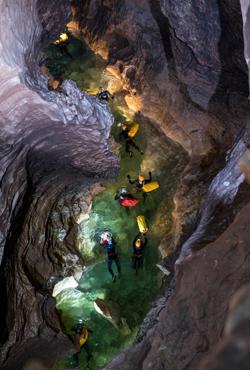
top-left (0, 0), bottom-right (118, 367)
top-left (52, 276), bottom-right (79, 297)
top-left (94, 298), bottom-right (131, 334)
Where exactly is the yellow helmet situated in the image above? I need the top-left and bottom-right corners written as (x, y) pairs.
top-left (135, 239), bottom-right (142, 248)
top-left (138, 175), bottom-right (145, 182)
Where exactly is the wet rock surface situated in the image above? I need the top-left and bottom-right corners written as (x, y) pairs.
top-left (0, 0), bottom-right (118, 368)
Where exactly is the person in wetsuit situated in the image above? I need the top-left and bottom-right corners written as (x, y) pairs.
top-left (132, 233), bottom-right (148, 274)
top-left (98, 87), bottom-right (114, 101)
top-left (127, 172), bottom-right (152, 202)
top-left (118, 123), bottom-right (143, 157)
top-left (69, 319), bottom-right (92, 368)
top-left (114, 187), bottom-right (139, 214)
top-left (100, 232), bottom-right (121, 282)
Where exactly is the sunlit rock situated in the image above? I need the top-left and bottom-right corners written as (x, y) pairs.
top-left (156, 263), bottom-right (170, 276)
top-left (124, 94), bottom-right (143, 113)
top-left (94, 298), bottom-right (131, 334)
top-left (239, 149), bottom-right (250, 183)
top-left (56, 288), bottom-right (84, 306)
top-left (52, 276), bottom-right (78, 297)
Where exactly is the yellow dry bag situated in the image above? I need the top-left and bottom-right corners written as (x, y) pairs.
top-left (79, 328), bottom-right (89, 347)
top-left (142, 181), bottom-right (160, 193)
top-left (83, 89), bottom-right (99, 95)
top-left (128, 123), bottom-right (139, 138)
top-left (137, 215), bottom-right (148, 234)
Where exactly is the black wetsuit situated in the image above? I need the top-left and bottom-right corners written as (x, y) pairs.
top-left (101, 238), bottom-right (121, 278)
top-left (70, 323), bottom-right (92, 367)
top-left (128, 172), bottom-right (152, 190)
top-left (132, 233), bottom-right (148, 274)
top-left (57, 42), bottom-right (72, 58)
top-left (98, 90), bottom-right (113, 101)
top-left (119, 129), bottom-right (142, 157)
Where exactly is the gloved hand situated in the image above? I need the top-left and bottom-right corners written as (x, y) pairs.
top-left (148, 171), bottom-right (152, 176)
top-left (127, 174), bottom-right (131, 179)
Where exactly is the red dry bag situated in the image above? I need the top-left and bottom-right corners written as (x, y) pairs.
top-left (120, 197), bottom-right (139, 207)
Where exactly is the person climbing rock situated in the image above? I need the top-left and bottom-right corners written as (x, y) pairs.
top-left (69, 319), bottom-right (92, 368)
top-left (114, 187), bottom-right (139, 214)
top-left (132, 232), bottom-right (148, 274)
top-left (118, 123), bottom-right (143, 157)
top-left (100, 232), bottom-right (121, 282)
top-left (98, 87), bottom-right (114, 101)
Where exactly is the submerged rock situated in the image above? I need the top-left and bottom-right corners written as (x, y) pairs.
top-left (52, 276), bottom-right (79, 297)
top-left (94, 298), bottom-right (131, 335)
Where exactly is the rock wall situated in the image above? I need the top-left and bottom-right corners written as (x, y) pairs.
top-left (0, 0), bottom-right (118, 368)
top-left (70, 0), bottom-right (248, 162)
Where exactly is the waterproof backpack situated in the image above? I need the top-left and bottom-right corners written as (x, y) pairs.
top-left (137, 215), bottom-right (148, 233)
top-left (128, 123), bottom-right (140, 138)
top-left (142, 181), bottom-right (160, 193)
top-left (120, 196), bottom-right (139, 207)
top-left (79, 328), bottom-right (89, 347)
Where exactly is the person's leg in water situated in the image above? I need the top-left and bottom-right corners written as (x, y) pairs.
top-left (135, 257), bottom-right (139, 275)
top-left (69, 352), bottom-right (80, 368)
top-left (129, 139), bottom-right (143, 155)
top-left (83, 343), bottom-right (92, 363)
top-left (125, 142), bottom-right (133, 157)
top-left (114, 255), bottom-right (121, 276)
top-left (138, 255), bottom-right (144, 270)
top-left (132, 255), bottom-right (138, 275)
top-left (108, 257), bottom-right (116, 282)
top-left (143, 191), bottom-right (147, 204)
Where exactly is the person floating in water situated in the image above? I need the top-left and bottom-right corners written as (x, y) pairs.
top-left (132, 232), bottom-right (148, 274)
top-left (118, 122), bottom-right (143, 157)
top-left (98, 87), bottom-right (114, 101)
top-left (114, 187), bottom-right (139, 214)
top-left (100, 231), bottom-right (121, 282)
top-left (127, 172), bottom-right (152, 190)
top-left (70, 319), bottom-right (92, 368)
top-left (127, 172), bottom-right (152, 202)
top-left (53, 33), bottom-right (72, 59)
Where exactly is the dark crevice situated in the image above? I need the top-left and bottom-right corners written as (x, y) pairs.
top-left (209, 0), bottom-right (249, 110)
top-left (149, 0), bottom-right (174, 63)
top-left (0, 183), bottom-right (34, 345)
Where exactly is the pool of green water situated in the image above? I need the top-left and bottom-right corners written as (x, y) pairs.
top-left (48, 31), bottom-right (187, 370)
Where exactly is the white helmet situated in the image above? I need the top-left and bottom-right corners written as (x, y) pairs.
top-left (120, 187), bottom-right (127, 194)
top-left (101, 231), bottom-right (112, 240)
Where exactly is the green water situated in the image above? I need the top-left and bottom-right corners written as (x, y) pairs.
top-left (48, 32), bottom-right (187, 370)
top-left (46, 32), bottom-right (108, 90)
